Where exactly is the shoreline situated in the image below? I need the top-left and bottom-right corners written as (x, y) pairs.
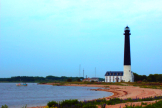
top-left (29, 83), bottom-right (162, 108)
top-left (63, 84), bottom-right (162, 99)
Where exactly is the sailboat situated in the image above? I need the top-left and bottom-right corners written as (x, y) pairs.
top-left (16, 79), bottom-right (27, 86)
top-left (16, 83), bottom-right (27, 86)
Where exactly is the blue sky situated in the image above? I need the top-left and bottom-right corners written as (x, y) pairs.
top-left (0, 0), bottom-right (162, 78)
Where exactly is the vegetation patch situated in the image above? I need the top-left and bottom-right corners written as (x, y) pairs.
top-left (125, 100), bottom-right (162, 108)
top-left (3, 96), bottom-right (162, 108)
top-left (45, 96), bottom-right (162, 108)
top-left (1, 105), bottom-right (8, 108)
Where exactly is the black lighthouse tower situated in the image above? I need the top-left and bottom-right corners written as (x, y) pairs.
top-left (124, 26), bottom-right (131, 65)
top-left (123, 26), bottom-right (133, 82)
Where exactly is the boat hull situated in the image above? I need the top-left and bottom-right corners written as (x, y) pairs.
top-left (16, 84), bottom-right (27, 86)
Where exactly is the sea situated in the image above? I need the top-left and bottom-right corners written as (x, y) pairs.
top-left (0, 83), bottom-right (112, 108)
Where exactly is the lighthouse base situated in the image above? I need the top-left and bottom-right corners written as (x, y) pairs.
top-left (123, 65), bottom-right (133, 82)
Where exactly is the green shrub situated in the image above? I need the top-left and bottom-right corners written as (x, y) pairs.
top-left (59, 99), bottom-right (79, 106)
top-left (143, 79), bottom-right (147, 82)
top-left (82, 103), bottom-right (97, 108)
top-left (45, 96), bottom-right (162, 108)
top-left (141, 102), bottom-right (147, 105)
top-left (72, 104), bottom-right (82, 108)
top-left (100, 103), bottom-right (106, 108)
top-left (152, 86), bottom-right (157, 89)
top-left (125, 100), bottom-right (162, 108)
top-left (21, 104), bottom-right (27, 108)
top-left (107, 98), bottom-right (121, 105)
top-left (67, 78), bottom-right (72, 82)
top-left (77, 78), bottom-right (81, 82)
top-left (47, 101), bottom-right (58, 107)
top-left (1, 105), bottom-right (8, 108)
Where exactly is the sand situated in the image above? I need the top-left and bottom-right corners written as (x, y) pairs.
top-left (28, 83), bottom-right (162, 108)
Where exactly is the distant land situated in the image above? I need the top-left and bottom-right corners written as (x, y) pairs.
top-left (0, 75), bottom-right (104, 82)
top-left (0, 73), bottom-right (162, 82)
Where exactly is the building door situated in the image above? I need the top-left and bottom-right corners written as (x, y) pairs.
top-left (116, 77), bottom-right (119, 82)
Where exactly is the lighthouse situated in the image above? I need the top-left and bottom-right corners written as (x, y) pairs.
top-left (104, 26), bottom-right (134, 82)
top-left (123, 26), bottom-right (133, 82)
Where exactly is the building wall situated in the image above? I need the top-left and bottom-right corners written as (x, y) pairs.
top-left (91, 79), bottom-right (99, 82)
top-left (105, 73), bottom-right (134, 82)
top-left (105, 76), bottom-right (123, 82)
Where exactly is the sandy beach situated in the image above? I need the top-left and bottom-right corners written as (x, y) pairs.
top-left (29, 83), bottom-right (162, 108)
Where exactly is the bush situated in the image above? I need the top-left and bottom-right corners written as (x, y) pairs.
top-left (121, 80), bottom-right (124, 82)
top-left (45, 96), bottom-right (162, 108)
top-left (22, 104), bottom-right (27, 108)
top-left (1, 105), bottom-right (8, 108)
top-left (77, 78), bottom-right (81, 82)
top-left (47, 101), bottom-right (58, 107)
top-left (143, 79), bottom-right (147, 82)
top-left (125, 100), bottom-right (162, 108)
top-left (107, 98), bottom-right (121, 105)
top-left (137, 81), bottom-right (142, 83)
top-left (82, 103), bottom-right (97, 108)
top-left (101, 103), bottom-right (106, 108)
top-left (67, 78), bottom-right (72, 82)
top-left (60, 99), bottom-right (79, 106)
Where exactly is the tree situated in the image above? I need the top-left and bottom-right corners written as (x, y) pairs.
top-left (147, 77), bottom-right (152, 82)
top-left (67, 78), bottom-right (72, 82)
top-left (77, 78), bottom-right (81, 82)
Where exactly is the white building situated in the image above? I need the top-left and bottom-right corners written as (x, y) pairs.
top-left (91, 77), bottom-right (99, 82)
top-left (105, 71), bottom-right (134, 82)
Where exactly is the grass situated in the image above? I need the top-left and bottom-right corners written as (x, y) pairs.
top-left (130, 82), bottom-right (162, 89)
top-left (125, 100), bottom-right (162, 108)
top-left (50, 81), bottom-right (124, 86)
top-left (50, 81), bottom-right (162, 90)
top-left (45, 96), bottom-right (162, 108)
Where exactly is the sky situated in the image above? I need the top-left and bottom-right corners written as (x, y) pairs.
top-left (0, 0), bottom-right (162, 78)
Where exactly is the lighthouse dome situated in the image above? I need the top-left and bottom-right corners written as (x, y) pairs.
top-left (124, 26), bottom-right (130, 31)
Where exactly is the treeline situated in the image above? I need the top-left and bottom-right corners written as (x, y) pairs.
top-left (2, 73), bottom-right (162, 82)
top-left (133, 73), bottom-right (162, 82)
top-left (0, 76), bottom-right (84, 82)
